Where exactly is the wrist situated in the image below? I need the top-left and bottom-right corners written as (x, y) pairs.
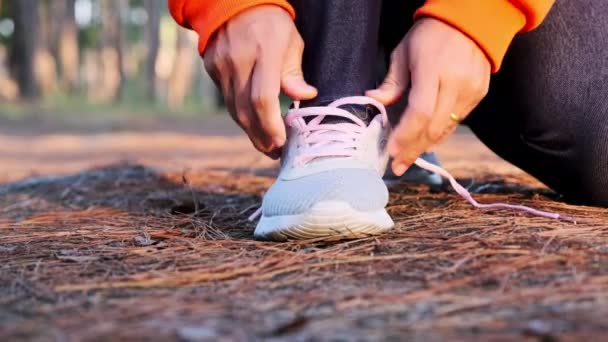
top-left (415, 0), bottom-right (526, 72)
top-left (187, 1), bottom-right (295, 55)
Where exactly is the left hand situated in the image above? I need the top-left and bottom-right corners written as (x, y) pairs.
top-left (367, 17), bottom-right (491, 175)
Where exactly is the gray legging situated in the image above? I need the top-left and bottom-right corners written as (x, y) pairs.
top-left (289, 0), bottom-right (608, 206)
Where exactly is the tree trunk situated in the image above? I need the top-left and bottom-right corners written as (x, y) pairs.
top-left (167, 28), bottom-right (196, 110)
top-left (144, 0), bottom-right (160, 101)
top-left (50, 0), bottom-right (79, 91)
top-left (9, 0), bottom-right (39, 99)
top-left (99, 0), bottom-right (125, 102)
top-left (34, 0), bottom-right (58, 96)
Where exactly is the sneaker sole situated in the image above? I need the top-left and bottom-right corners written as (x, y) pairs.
top-left (253, 200), bottom-right (394, 241)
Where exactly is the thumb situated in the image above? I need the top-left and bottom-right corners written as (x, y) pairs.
top-left (280, 38), bottom-right (317, 100)
top-left (366, 51), bottom-right (409, 105)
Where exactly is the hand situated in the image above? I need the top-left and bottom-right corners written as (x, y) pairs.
top-left (204, 5), bottom-right (317, 158)
top-left (367, 18), bottom-right (491, 175)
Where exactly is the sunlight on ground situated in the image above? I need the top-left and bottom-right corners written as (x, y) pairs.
top-left (0, 123), bottom-right (538, 187)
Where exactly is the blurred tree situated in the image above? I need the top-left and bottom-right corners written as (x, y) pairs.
top-left (144, 0), bottom-right (160, 101)
top-left (0, 0), bottom-right (17, 100)
top-left (100, 0), bottom-right (125, 102)
top-left (167, 28), bottom-right (195, 109)
top-left (50, 0), bottom-right (79, 92)
top-left (35, 0), bottom-right (58, 95)
top-left (9, 0), bottom-right (39, 99)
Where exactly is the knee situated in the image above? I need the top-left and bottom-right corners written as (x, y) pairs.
top-left (546, 120), bottom-right (608, 206)
top-left (574, 124), bottom-right (608, 206)
top-left (522, 107), bottom-right (608, 207)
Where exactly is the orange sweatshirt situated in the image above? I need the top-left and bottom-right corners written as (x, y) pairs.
top-left (168, 0), bottom-right (555, 72)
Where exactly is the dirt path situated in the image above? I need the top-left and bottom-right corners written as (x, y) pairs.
top-left (0, 122), bottom-right (533, 183)
top-left (1, 119), bottom-right (606, 340)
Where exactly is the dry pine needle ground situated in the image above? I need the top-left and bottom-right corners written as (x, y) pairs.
top-left (1, 161), bottom-right (607, 341)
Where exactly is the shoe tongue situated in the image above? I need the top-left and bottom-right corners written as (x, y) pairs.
top-left (296, 102), bottom-right (377, 164)
top-left (303, 103), bottom-right (377, 125)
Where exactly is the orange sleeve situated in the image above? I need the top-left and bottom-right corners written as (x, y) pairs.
top-left (168, 0), bottom-right (295, 55)
top-left (415, 0), bottom-right (555, 72)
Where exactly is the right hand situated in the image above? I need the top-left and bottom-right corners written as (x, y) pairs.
top-left (204, 5), bottom-right (317, 158)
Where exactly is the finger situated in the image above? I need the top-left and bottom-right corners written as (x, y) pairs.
top-left (435, 98), bottom-right (475, 147)
top-left (433, 121), bottom-right (458, 147)
top-left (215, 69), bottom-right (235, 120)
top-left (232, 55), bottom-right (269, 152)
top-left (223, 79), bottom-right (237, 123)
top-left (426, 80), bottom-right (459, 146)
top-left (433, 62), bottom-right (490, 147)
top-left (202, 36), bottom-right (220, 83)
top-left (203, 57), bottom-right (221, 88)
top-left (391, 147), bottom-right (426, 176)
top-left (388, 64), bottom-right (439, 171)
top-left (251, 51), bottom-right (286, 148)
top-left (280, 35), bottom-right (317, 100)
top-left (366, 49), bottom-right (410, 105)
top-left (205, 44), bottom-right (236, 117)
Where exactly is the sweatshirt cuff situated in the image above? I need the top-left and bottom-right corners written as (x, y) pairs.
top-left (415, 0), bottom-right (526, 72)
top-left (186, 0), bottom-right (295, 55)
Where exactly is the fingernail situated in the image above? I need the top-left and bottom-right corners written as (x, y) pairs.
top-left (272, 136), bottom-right (286, 148)
top-left (393, 163), bottom-right (408, 176)
top-left (366, 89), bottom-right (385, 101)
top-left (304, 85), bottom-right (318, 95)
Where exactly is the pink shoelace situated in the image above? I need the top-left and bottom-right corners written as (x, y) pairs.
top-left (249, 96), bottom-right (575, 223)
top-left (284, 96), bottom-right (388, 165)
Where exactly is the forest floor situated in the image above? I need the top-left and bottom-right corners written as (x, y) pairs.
top-left (1, 114), bottom-right (607, 341)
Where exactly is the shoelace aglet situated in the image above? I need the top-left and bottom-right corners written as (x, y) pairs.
top-left (248, 207), bottom-right (262, 221)
top-left (558, 215), bottom-right (577, 224)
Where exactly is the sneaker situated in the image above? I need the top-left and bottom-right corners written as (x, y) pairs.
top-left (251, 97), bottom-right (571, 241)
top-left (253, 96), bottom-right (394, 241)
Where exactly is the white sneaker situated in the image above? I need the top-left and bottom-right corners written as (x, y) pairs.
top-left (253, 96), bottom-right (394, 241)
top-left (251, 97), bottom-right (570, 241)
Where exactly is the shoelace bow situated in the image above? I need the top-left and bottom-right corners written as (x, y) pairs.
top-left (249, 96), bottom-right (575, 223)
